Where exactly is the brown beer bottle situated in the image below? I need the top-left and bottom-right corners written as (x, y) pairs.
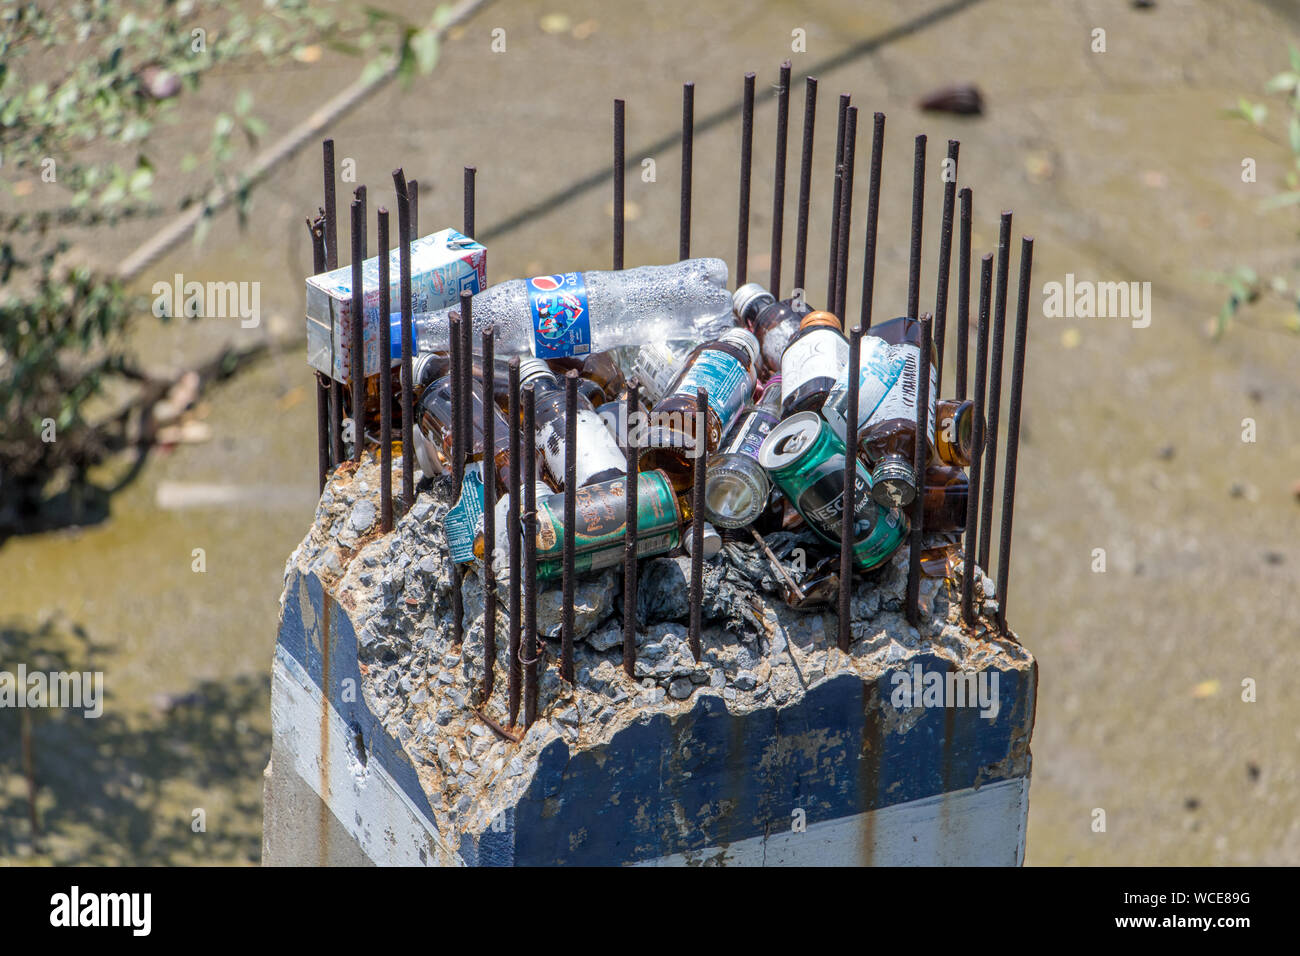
top-left (638, 328), bottom-right (760, 478)
top-left (546, 351), bottom-right (626, 407)
top-left (779, 311), bottom-right (849, 417)
top-left (732, 283), bottom-right (812, 378)
top-left (857, 316), bottom-right (937, 509)
top-left (933, 398), bottom-right (974, 467)
top-left (920, 463), bottom-right (968, 532)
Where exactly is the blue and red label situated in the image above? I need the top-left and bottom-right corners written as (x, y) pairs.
top-left (528, 273), bottom-right (591, 359)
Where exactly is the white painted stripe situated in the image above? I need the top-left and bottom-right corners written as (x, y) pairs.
top-left (270, 648), bottom-right (458, 866)
top-left (635, 776), bottom-right (1030, 867)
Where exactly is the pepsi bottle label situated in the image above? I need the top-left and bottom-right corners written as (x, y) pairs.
top-left (528, 272), bottom-right (592, 359)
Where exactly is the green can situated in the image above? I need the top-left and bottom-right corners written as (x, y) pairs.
top-left (534, 470), bottom-right (683, 581)
top-left (757, 411), bottom-right (907, 571)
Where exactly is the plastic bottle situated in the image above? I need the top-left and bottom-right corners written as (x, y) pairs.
top-left (395, 259), bottom-right (735, 359)
top-left (518, 358), bottom-right (627, 490)
top-left (732, 283), bottom-right (813, 377)
top-left (779, 311), bottom-right (849, 417)
top-left (629, 340), bottom-right (697, 406)
top-left (638, 328), bottom-right (761, 477)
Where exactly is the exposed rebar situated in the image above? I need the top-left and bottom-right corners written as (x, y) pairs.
top-left (464, 166), bottom-right (476, 238)
top-left (481, 324), bottom-right (497, 699)
top-left (907, 134), bottom-right (926, 320)
top-left (680, 81), bottom-right (694, 261)
top-left (614, 99), bottom-right (625, 271)
top-left (995, 237), bottom-right (1034, 635)
top-left (349, 197), bottom-right (365, 463)
top-left (689, 388), bottom-right (707, 662)
top-left (737, 72), bottom-right (756, 286)
top-left (793, 76), bottom-right (818, 298)
top-left (561, 370), bottom-right (579, 685)
top-left (962, 253), bottom-right (994, 627)
top-left (838, 324), bottom-right (863, 652)
top-left (827, 93), bottom-right (849, 310)
top-left (859, 112), bottom-right (885, 330)
top-left (623, 381), bottom-right (640, 679)
top-left (932, 139), bottom-right (959, 394)
top-left (954, 187), bottom-right (973, 402)
top-left (835, 105), bottom-right (858, 321)
top-left (408, 178), bottom-right (418, 237)
top-left (377, 208), bottom-right (393, 532)
top-left (769, 60), bottom-right (791, 296)
top-left (977, 211), bottom-right (1013, 570)
top-left (507, 358), bottom-right (522, 726)
top-left (905, 315), bottom-right (934, 627)
top-left (392, 168), bottom-right (415, 508)
top-left (523, 386), bottom-right (539, 728)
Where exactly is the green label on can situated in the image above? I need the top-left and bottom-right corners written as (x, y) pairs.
top-left (532, 470), bottom-right (681, 564)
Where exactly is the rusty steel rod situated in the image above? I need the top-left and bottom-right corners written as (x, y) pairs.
top-left (933, 139), bottom-right (959, 394)
top-left (449, 314), bottom-right (464, 490)
top-left (349, 197), bottom-right (365, 463)
top-left (613, 98), bottom-right (625, 271)
top-left (392, 168), bottom-right (415, 508)
top-left (622, 381), bottom-right (640, 678)
top-left (792, 75), bottom-right (817, 299)
top-left (324, 141), bottom-right (344, 467)
top-left (954, 187), bottom-right (973, 402)
top-left (377, 208), bottom-right (393, 532)
top-left (835, 105), bottom-right (858, 322)
top-left (481, 324), bottom-right (497, 699)
top-left (977, 211), bottom-right (1013, 570)
top-left (859, 112), bottom-right (885, 330)
top-left (962, 254), bottom-right (994, 627)
top-left (323, 139), bottom-right (339, 271)
top-left (826, 93), bottom-right (849, 310)
top-left (507, 358), bottom-right (522, 726)
top-left (995, 237), bottom-right (1034, 635)
top-left (769, 60), bottom-right (791, 296)
top-left (838, 324), bottom-right (863, 652)
top-left (464, 166), bottom-right (476, 238)
top-left (407, 178), bottom-right (418, 237)
top-left (680, 81), bottom-right (694, 261)
top-left (905, 315), bottom-right (934, 627)
top-left (561, 370), bottom-right (579, 685)
top-left (689, 388), bottom-right (707, 662)
top-left (522, 386), bottom-right (539, 728)
top-left (459, 289), bottom-right (474, 471)
top-left (737, 72), bottom-right (756, 286)
top-left (907, 134), bottom-right (926, 320)
top-left (309, 217), bottom-right (330, 490)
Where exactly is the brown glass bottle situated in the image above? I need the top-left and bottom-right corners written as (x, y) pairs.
top-left (733, 283), bottom-right (813, 378)
top-left (933, 398), bottom-right (973, 467)
top-left (920, 464), bottom-right (968, 532)
top-left (638, 328), bottom-right (760, 477)
top-left (857, 316), bottom-right (938, 509)
top-left (520, 358), bottom-right (626, 490)
top-left (779, 311), bottom-right (849, 417)
top-left (414, 372), bottom-right (513, 490)
top-left (546, 351), bottom-right (626, 407)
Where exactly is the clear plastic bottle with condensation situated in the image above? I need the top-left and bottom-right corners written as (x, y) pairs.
top-left (396, 259), bottom-right (736, 359)
top-left (638, 328), bottom-right (761, 478)
top-left (518, 358), bottom-right (626, 491)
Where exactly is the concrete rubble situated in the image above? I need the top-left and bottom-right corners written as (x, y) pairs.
top-left (276, 455), bottom-right (1034, 863)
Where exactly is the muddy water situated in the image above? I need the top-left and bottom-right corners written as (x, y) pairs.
top-left (3, 0), bottom-right (1299, 864)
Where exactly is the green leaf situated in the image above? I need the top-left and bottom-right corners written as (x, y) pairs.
top-left (234, 89), bottom-right (253, 116)
top-left (1259, 190), bottom-right (1300, 211)
top-left (411, 28), bottom-right (439, 74)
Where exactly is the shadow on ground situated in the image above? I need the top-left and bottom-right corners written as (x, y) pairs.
top-left (0, 617), bottom-right (268, 866)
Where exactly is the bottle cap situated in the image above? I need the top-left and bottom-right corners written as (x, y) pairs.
top-left (799, 310), bottom-right (843, 331)
top-left (732, 283), bottom-right (776, 323)
top-left (870, 456), bottom-right (918, 509)
top-left (684, 521), bottom-right (722, 558)
top-left (518, 356), bottom-right (558, 387)
top-left (719, 327), bottom-right (761, 369)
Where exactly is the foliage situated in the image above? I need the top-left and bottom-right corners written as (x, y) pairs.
top-left (1214, 45), bottom-right (1300, 338)
top-left (0, 0), bottom-right (447, 526)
